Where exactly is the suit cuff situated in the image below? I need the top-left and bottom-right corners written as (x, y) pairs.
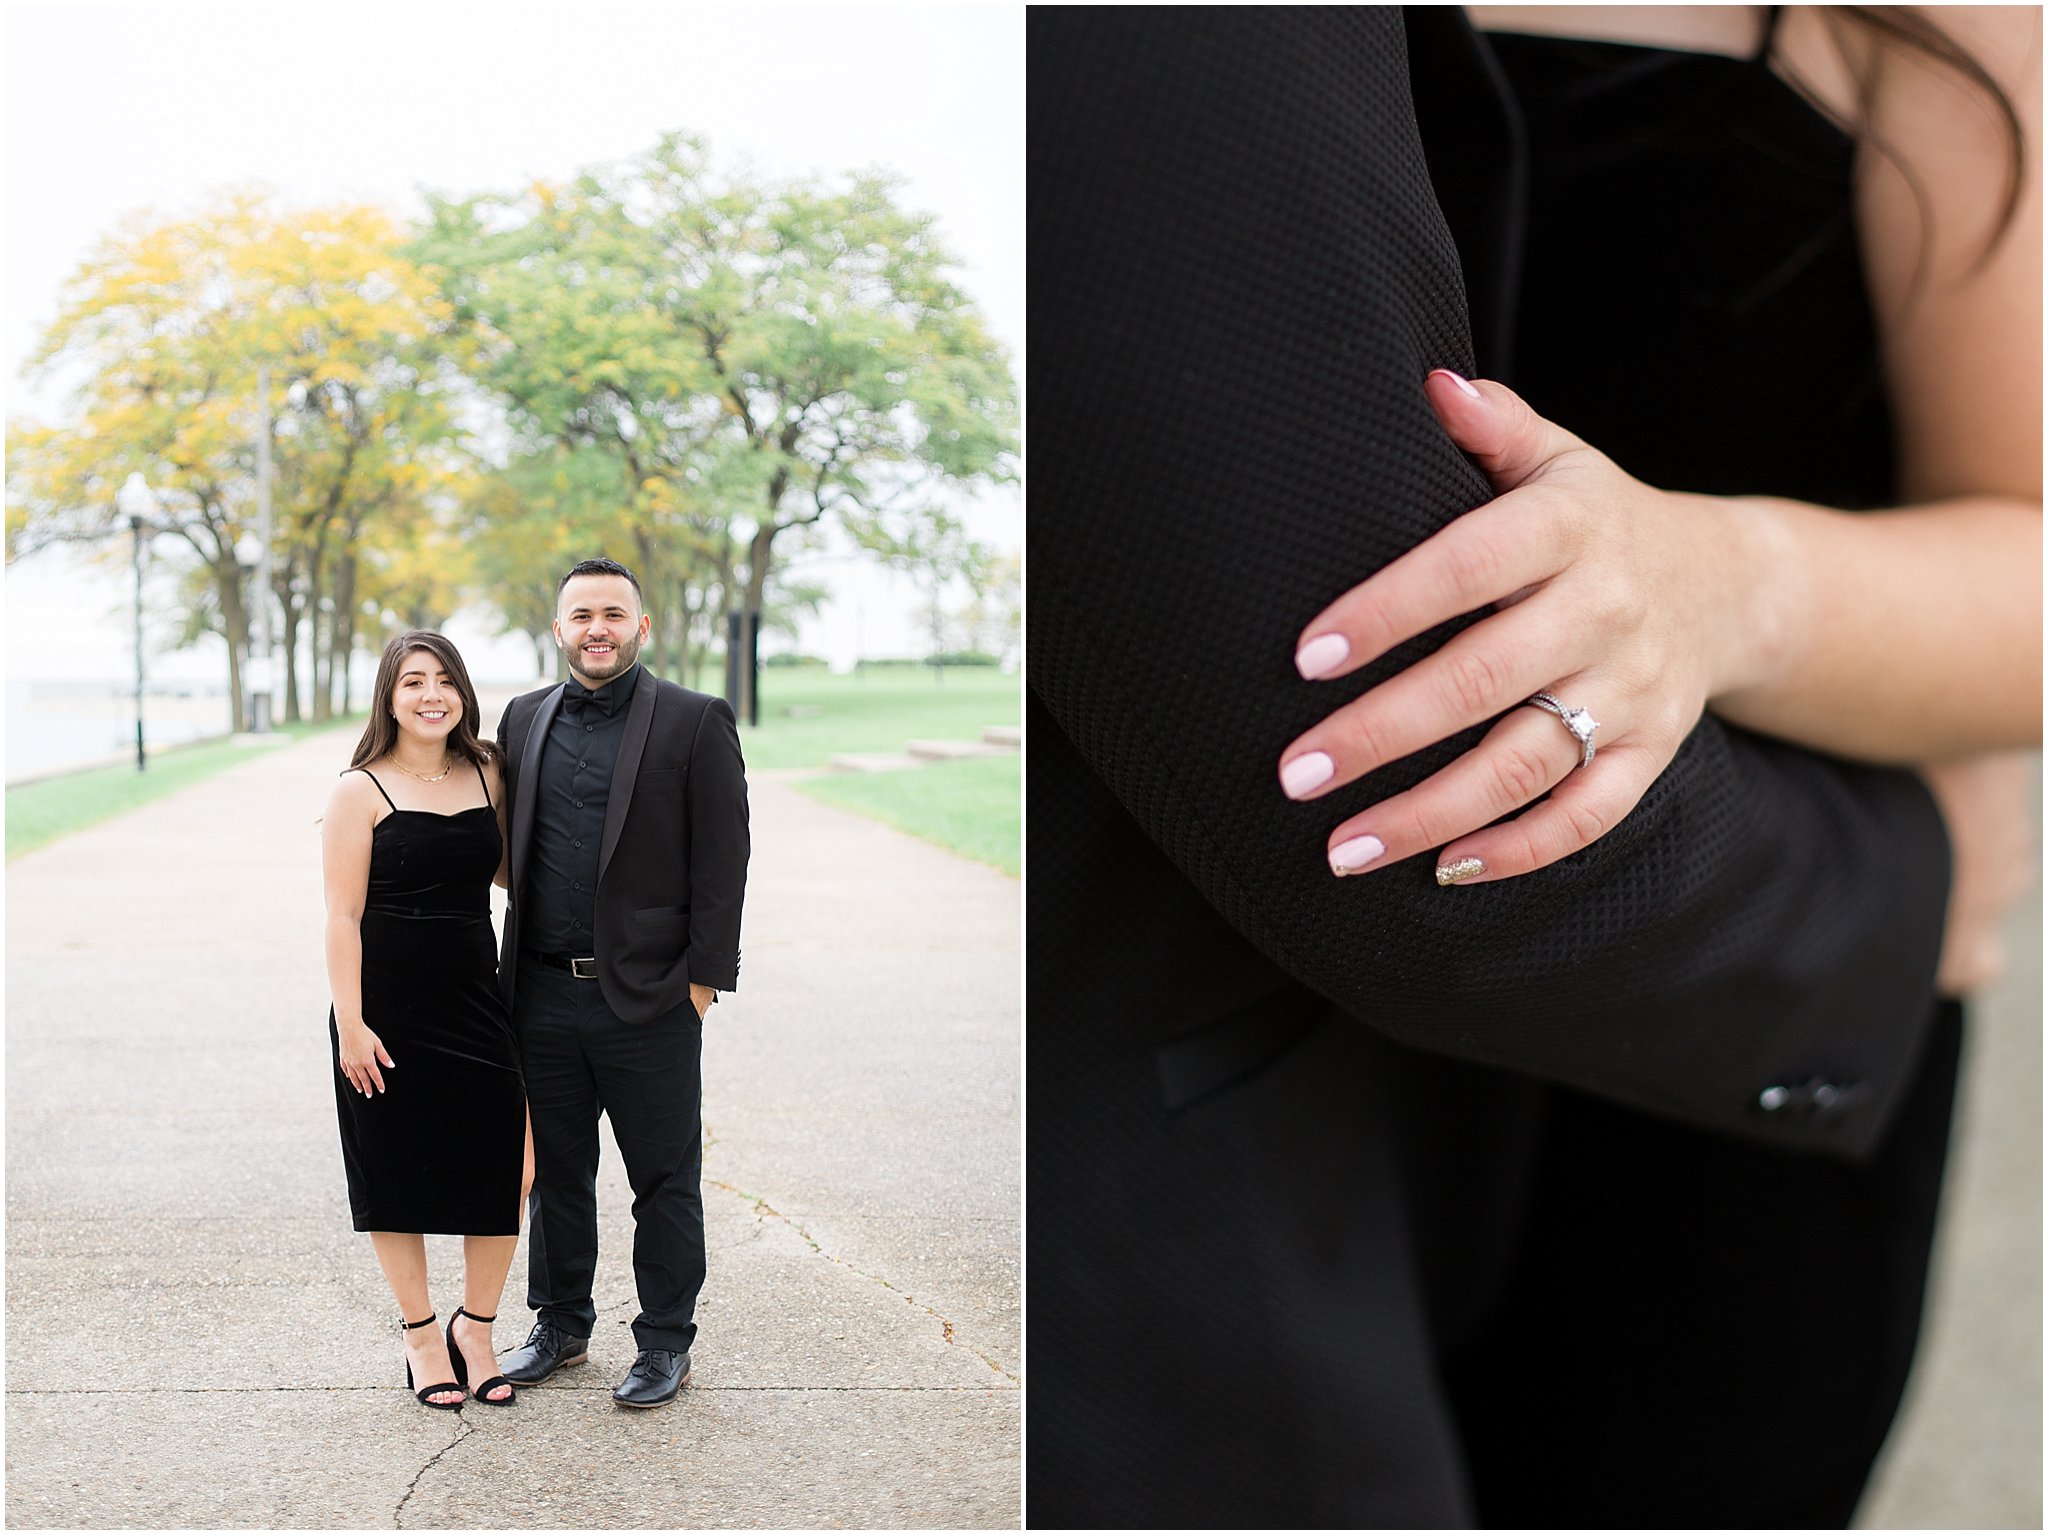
top-left (691, 951), bottom-right (739, 992)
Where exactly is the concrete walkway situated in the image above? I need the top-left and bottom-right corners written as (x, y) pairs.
top-left (1858, 759), bottom-right (2042, 1531)
top-left (5, 693), bottom-right (1020, 1529)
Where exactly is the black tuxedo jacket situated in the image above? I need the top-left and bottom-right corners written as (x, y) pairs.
top-left (1028, 8), bottom-right (1956, 1527)
top-left (496, 670), bottom-right (749, 1022)
top-left (1031, 4), bottom-right (1948, 1160)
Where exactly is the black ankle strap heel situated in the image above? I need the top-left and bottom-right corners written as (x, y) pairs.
top-left (401, 1313), bottom-right (464, 1411)
top-left (449, 1307), bottom-right (516, 1406)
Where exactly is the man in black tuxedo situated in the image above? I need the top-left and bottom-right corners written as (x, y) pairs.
top-left (1030, 8), bottom-right (1959, 1527)
top-left (494, 557), bottom-right (749, 1408)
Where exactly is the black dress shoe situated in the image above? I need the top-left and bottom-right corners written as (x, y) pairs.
top-left (612, 1348), bottom-right (691, 1408)
top-left (500, 1316), bottom-right (591, 1385)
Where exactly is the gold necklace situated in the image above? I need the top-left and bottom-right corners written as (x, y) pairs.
top-left (387, 753), bottom-right (453, 783)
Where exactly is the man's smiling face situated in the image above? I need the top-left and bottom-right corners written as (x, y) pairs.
top-left (555, 574), bottom-right (652, 688)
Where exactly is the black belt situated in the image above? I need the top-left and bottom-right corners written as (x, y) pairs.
top-left (523, 947), bottom-right (599, 979)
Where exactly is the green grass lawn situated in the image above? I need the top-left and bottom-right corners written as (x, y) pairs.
top-left (794, 753), bottom-right (1020, 876)
top-left (6, 717), bottom-right (357, 860)
top-left (8, 666), bottom-right (1023, 867)
top-left (738, 666), bottom-right (1019, 771)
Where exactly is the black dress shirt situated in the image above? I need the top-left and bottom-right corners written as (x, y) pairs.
top-left (524, 663), bottom-right (641, 953)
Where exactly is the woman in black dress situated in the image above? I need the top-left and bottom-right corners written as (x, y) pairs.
top-left (322, 631), bottom-right (532, 1409)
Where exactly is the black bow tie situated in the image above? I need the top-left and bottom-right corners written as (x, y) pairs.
top-left (562, 683), bottom-right (615, 718)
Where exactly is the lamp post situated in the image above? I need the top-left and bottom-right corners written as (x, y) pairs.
top-left (236, 530), bottom-right (273, 733)
top-left (117, 472), bottom-right (157, 772)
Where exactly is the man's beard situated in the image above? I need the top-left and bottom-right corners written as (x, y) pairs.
top-left (571, 631), bottom-right (641, 681)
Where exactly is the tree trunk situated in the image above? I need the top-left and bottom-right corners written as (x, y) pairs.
top-left (631, 525), bottom-right (665, 678)
top-left (739, 523), bottom-right (779, 723)
top-left (277, 592), bottom-right (302, 723)
top-left (674, 589), bottom-right (694, 689)
top-left (216, 557), bottom-right (251, 734)
top-left (330, 549), bottom-right (358, 718)
top-left (308, 536), bottom-right (333, 722)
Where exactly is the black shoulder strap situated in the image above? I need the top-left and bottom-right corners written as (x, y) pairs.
top-left (475, 756), bottom-right (492, 809)
top-left (350, 768), bottom-right (399, 811)
top-left (1754, 5), bottom-right (1782, 62)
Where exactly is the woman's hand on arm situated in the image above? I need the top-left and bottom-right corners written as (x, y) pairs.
top-left (1279, 370), bottom-right (1785, 885)
top-left (1282, 364), bottom-right (2039, 884)
top-left (322, 775), bottom-right (394, 1096)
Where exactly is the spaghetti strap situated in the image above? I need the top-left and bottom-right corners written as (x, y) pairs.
top-left (1753, 5), bottom-right (1782, 62)
top-left (349, 767), bottom-right (400, 812)
top-left (475, 757), bottom-right (492, 810)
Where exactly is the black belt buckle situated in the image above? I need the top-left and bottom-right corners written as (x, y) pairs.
top-left (569, 956), bottom-right (598, 980)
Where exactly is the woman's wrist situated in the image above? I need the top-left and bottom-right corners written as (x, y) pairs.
top-left (1695, 491), bottom-right (1810, 706)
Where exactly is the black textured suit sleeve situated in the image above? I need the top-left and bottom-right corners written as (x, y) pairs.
top-left (686, 697), bottom-right (749, 991)
top-left (1028, 7), bottom-right (1950, 1160)
top-left (493, 700), bottom-right (514, 774)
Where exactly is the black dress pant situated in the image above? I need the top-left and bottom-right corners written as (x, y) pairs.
top-left (515, 954), bottom-right (705, 1352)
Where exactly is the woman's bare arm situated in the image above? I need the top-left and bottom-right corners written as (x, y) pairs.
top-left (322, 773), bottom-right (392, 1095)
top-left (1712, 4), bottom-right (2043, 756)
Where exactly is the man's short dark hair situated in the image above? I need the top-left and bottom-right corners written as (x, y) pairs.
top-left (557, 557), bottom-right (643, 602)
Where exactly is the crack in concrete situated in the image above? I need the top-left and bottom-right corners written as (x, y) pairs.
top-left (392, 1413), bottom-right (473, 1528)
top-left (704, 1177), bottom-right (1018, 1384)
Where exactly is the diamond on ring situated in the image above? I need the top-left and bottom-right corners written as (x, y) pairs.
top-left (1524, 691), bottom-right (1599, 768)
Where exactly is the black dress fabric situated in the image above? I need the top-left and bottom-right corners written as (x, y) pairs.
top-left (1433, 29), bottom-right (1955, 1528)
top-left (1027, 7), bottom-right (1957, 1528)
top-left (1481, 25), bottom-right (1894, 506)
top-left (330, 764), bottom-right (525, 1236)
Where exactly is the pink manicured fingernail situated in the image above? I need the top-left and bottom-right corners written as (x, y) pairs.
top-left (1280, 752), bottom-right (1334, 799)
top-left (1330, 834), bottom-right (1385, 875)
top-left (1294, 633), bottom-right (1350, 680)
top-left (1432, 369), bottom-right (1482, 401)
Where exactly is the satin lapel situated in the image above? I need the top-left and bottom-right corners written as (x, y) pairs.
top-left (598, 670), bottom-right (656, 887)
top-left (511, 685), bottom-right (566, 894)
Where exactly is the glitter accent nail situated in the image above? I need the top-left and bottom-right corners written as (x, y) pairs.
top-left (1436, 856), bottom-right (1485, 886)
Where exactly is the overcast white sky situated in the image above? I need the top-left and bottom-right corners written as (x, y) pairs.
top-left (4, 1), bottom-right (1023, 683)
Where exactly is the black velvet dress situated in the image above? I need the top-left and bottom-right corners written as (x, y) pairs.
top-left (1435, 24), bottom-right (1963, 1527)
top-left (330, 763), bottom-right (525, 1235)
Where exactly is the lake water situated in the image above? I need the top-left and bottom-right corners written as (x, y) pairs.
top-left (6, 678), bottom-right (235, 782)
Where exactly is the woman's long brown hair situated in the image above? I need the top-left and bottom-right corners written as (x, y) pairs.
top-left (1789, 6), bottom-right (2030, 283)
top-left (347, 631), bottom-right (495, 772)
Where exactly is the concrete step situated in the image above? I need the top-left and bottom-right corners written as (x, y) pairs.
top-left (829, 751), bottom-right (924, 773)
top-left (980, 725), bottom-right (1021, 748)
top-left (905, 738), bottom-right (1014, 762)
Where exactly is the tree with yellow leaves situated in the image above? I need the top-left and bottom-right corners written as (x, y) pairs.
top-left (8, 194), bottom-right (463, 727)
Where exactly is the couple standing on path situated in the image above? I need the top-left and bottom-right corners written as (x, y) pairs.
top-left (322, 556), bottom-right (749, 1413)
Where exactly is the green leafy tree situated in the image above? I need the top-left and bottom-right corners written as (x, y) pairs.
top-left (414, 133), bottom-right (1019, 713)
